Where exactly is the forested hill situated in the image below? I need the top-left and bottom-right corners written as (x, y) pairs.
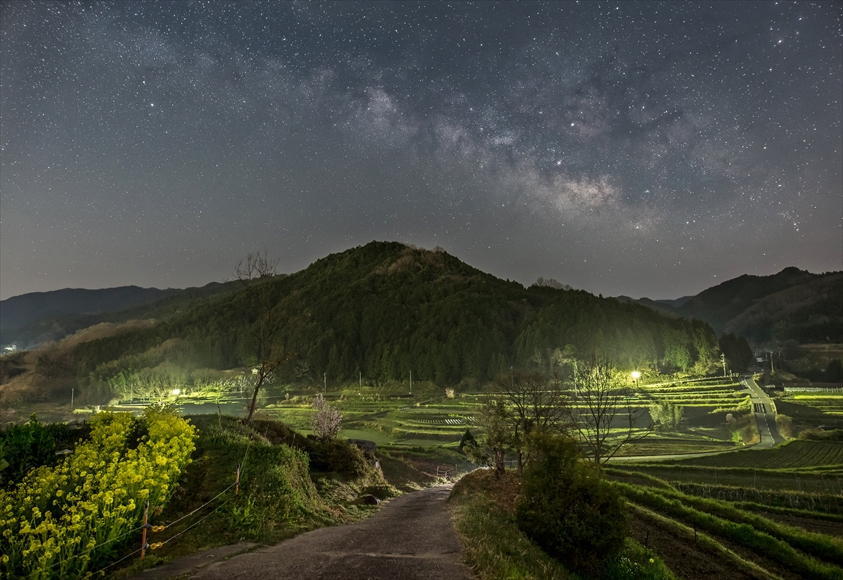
top-left (62, 242), bottom-right (717, 393)
top-left (640, 268), bottom-right (843, 345)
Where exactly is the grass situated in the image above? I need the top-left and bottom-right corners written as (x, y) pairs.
top-left (449, 470), bottom-right (675, 580)
top-left (120, 415), bottom-right (389, 575)
top-left (452, 493), bottom-right (572, 579)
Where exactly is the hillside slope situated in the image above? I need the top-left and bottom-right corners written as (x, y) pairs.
top-left (634, 268), bottom-right (843, 345)
top-left (4, 242), bottom-right (719, 403)
top-left (0, 286), bottom-right (174, 347)
top-left (0, 282), bottom-right (239, 349)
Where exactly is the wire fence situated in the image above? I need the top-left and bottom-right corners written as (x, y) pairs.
top-left (61, 448), bottom-right (250, 577)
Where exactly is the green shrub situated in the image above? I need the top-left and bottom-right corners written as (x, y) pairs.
top-left (0, 417), bottom-right (88, 487)
top-left (801, 428), bottom-right (843, 441)
top-left (515, 432), bottom-right (626, 575)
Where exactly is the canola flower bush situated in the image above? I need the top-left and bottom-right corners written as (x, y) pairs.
top-left (0, 406), bottom-right (197, 579)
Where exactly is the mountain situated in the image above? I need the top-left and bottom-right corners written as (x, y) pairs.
top-left (0, 286), bottom-right (175, 348)
top-left (0, 282), bottom-right (239, 349)
top-left (8, 241), bottom-right (715, 406)
top-left (634, 267), bottom-right (843, 345)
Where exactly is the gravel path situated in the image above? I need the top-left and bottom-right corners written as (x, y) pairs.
top-left (190, 485), bottom-right (472, 580)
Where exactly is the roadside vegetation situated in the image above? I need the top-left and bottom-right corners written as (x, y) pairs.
top-left (0, 405), bottom-right (196, 578)
top-left (0, 402), bottom-right (447, 579)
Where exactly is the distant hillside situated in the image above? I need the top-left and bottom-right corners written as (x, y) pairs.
top-left (632, 267), bottom-right (843, 345)
top-left (0, 282), bottom-right (238, 349)
top-left (0, 286), bottom-right (174, 348)
top-left (5, 241), bottom-right (717, 405)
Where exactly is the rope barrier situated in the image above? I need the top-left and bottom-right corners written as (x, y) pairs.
top-left (46, 522), bottom-right (148, 571)
top-left (63, 443), bottom-right (253, 575)
top-left (150, 497), bottom-right (234, 551)
top-left (157, 481), bottom-right (236, 531)
top-left (90, 546), bottom-right (144, 576)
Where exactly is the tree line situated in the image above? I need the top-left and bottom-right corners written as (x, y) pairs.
top-left (64, 243), bottom-right (720, 396)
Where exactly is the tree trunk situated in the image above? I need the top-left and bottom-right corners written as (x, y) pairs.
top-left (245, 372), bottom-right (265, 423)
top-left (494, 448), bottom-right (505, 477)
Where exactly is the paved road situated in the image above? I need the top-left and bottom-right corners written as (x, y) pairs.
top-left (189, 485), bottom-right (472, 580)
top-left (743, 376), bottom-right (780, 448)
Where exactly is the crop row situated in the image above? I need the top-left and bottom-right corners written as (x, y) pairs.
top-left (614, 481), bottom-right (843, 579)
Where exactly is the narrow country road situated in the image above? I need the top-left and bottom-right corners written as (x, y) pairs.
top-left (743, 376), bottom-right (780, 448)
top-left (188, 485), bottom-right (472, 580)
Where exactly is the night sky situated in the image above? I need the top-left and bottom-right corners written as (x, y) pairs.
top-left (1, 1), bottom-right (841, 300)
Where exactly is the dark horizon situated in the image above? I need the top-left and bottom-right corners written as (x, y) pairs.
top-left (2, 1), bottom-right (841, 300)
top-left (1, 239), bottom-right (838, 304)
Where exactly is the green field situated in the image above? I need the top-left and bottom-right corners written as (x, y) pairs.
top-left (257, 393), bottom-right (484, 448)
top-left (779, 392), bottom-right (843, 418)
top-left (608, 440), bottom-right (843, 580)
top-left (668, 440), bottom-right (843, 469)
top-left (255, 377), bottom-right (748, 454)
top-left (613, 439), bottom-right (843, 493)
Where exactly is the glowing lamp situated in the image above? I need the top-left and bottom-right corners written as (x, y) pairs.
top-left (171, 388), bottom-right (181, 396)
top-left (630, 371), bottom-right (641, 381)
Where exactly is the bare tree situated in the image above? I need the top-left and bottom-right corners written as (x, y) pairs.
top-left (311, 394), bottom-right (343, 439)
top-left (502, 373), bottom-right (569, 471)
top-left (235, 251), bottom-right (279, 284)
top-left (570, 359), bottom-right (649, 467)
top-left (477, 396), bottom-right (512, 477)
top-left (235, 252), bottom-right (288, 423)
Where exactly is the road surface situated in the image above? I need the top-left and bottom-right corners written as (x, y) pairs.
top-left (742, 376), bottom-right (780, 448)
top-left (180, 485), bottom-right (472, 580)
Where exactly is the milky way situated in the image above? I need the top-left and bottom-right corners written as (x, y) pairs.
top-left (1, 1), bottom-right (840, 299)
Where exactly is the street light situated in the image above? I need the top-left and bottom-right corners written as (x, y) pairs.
top-left (630, 371), bottom-right (641, 387)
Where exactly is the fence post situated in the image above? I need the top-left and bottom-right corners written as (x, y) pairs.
top-left (140, 501), bottom-right (150, 559)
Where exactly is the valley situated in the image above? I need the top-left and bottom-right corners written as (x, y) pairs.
top-left (1, 244), bottom-right (841, 579)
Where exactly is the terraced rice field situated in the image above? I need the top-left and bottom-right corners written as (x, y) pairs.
top-left (638, 379), bottom-right (748, 409)
top-left (610, 442), bottom-right (843, 579)
top-left (614, 440), bottom-right (843, 493)
top-left (260, 394), bottom-right (483, 446)
top-left (668, 440), bottom-right (843, 469)
top-left (256, 376), bottom-right (753, 452)
top-left (781, 392), bottom-right (843, 416)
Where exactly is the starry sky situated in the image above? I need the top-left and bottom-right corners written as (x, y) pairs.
top-left (1, 1), bottom-right (841, 300)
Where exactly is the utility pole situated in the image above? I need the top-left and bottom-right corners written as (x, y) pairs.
top-left (70, 387), bottom-right (75, 411)
top-left (359, 371), bottom-right (362, 389)
top-left (769, 351), bottom-right (775, 374)
top-left (323, 372), bottom-right (327, 394)
top-left (720, 353), bottom-right (727, 378)
top-left (409, 370), bottom-right (413, 396)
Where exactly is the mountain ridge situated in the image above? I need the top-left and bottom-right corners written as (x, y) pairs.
top-left (629, 267), bottom-right (843, 345)
top-left (1, 241), bottom-right (720, 404)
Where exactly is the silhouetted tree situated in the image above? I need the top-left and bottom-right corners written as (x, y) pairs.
top-left (719, 333), bottom-right (754, 372)
top-left (570, 358), bottom-right (649, 467)
top-left (236, 252), bottom-right (288, 423)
